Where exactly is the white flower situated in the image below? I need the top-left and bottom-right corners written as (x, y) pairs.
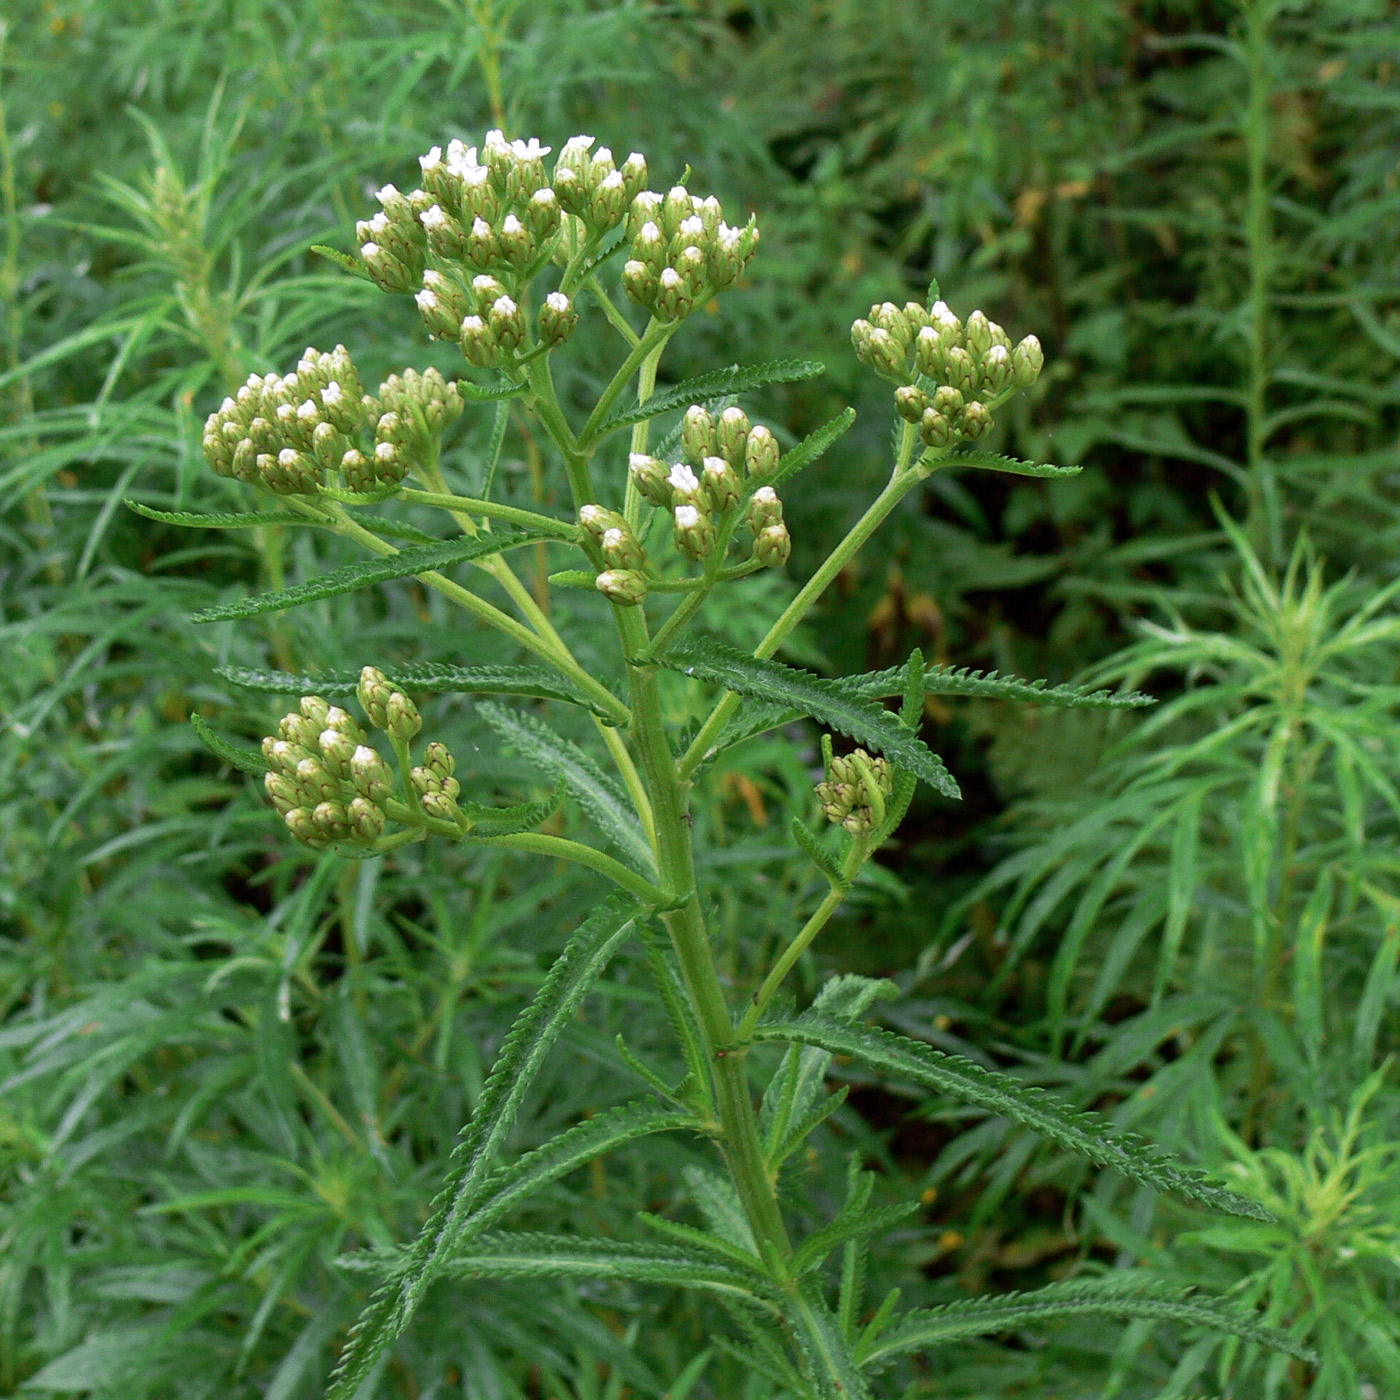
top-left (502, 213), bottom-right (523, 234)
top-left (511, 137), bottom-right (550, 161)
top-left (668, 463), bottom-right (699, 493)
top-left (674, 504), bottom-right (701, 528)
top-left (679, 215), bottom-right (704, 238)
top-left (461, 314), bottom-right (485, 334)
top-left (640, 220), bottom-right (661, 242)
top-left (660, 267), bottom-right (681, 288)
top-left (297, 400), bottom-right (318, 420)
top-left (375, 183), bottom-right (400, 206)
top-left (374, 442), bottom-right (396, 462)
top-left (419, 205), bottom-right (448, 230)
top-left (369, 211), bottom-right (390, 234)
top-left (602, 528), bottom-right (625, 551)
top-left (492, 295), bottom-right (517, 316)
top-left (545, 292), bottom-right (570, 311)
top-left (321, 381), bottom-right (344, 407)
top-left (419, 146), bottom-right (443, 172)
top-left (278, 448), bottom-right (299, 466)
top-left (457, 162), bottom-right (490, 187)
top-left (562, 134), bottom-right (596, 156)
top-left (416, 289), bottom-right (438, 311)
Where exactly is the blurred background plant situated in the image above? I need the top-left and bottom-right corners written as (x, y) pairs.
top-left (2, 0), bottom-right (1398, 1395)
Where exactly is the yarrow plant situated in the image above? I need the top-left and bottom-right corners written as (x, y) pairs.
top-left (139, 130), bottom-right (1317, 1395)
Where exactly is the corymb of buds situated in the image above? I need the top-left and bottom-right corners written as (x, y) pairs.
top-left (852, 294), bottom-right (1046, 452)
top-left (263, 696), bottom-right (388, 850)
top-left (380, 367), bottom-right (464, 438)
top-left (411, 740), bottom-right (463, 825)
top-left (357, 665), bottom-right (423, 746)
top-left (816, 746), bottom-right (894, 835)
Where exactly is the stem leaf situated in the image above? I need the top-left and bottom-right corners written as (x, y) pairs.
top-left (947, 450), bottom-right (1081, 479)
top-left (189, 530), bottom-right (547, 622)
top-left (840, 656), bottom-right (1155, 711)
top-left (772, 407), bottom-right (857, 485)
top-left (126, 501), bottom-right (316, 530)
top-left (190, 713), bottom-right (268, 776)
top-left (602, 359), bottom-right (826, 433)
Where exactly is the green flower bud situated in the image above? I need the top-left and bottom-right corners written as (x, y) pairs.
top-left (628, 453), bottom-right (671, 507)
top-left (386, 690), bottom-right (422, 744)
top-left (416, 283), bottom-right (463, 340)
top-left (958, 400), bottom-right (993, 440)
top-left (525, 186), bottom-right (561, 239)
top-left (324, 705), bottom-right (367, 743)
top-left (701, 455), bottom-right (741, 511)
top-left (870, 301), bottom-right (912, 353)
top-left (300, 695), bottom-right (332, 726)
top-left (980, 343), bottom-right (1012, 396)
top-left (743, 424), bottom-right (780, 480)
top-left (347, 796), bottom-right (386, 842)
top-left (538, 291), bottom-right (578, 347)
top-left (903, 301), bottom-right (932, 331)
top-left (753, 522), bottom-right (791, 568)
top-left (707, 220), bottom-right (757, 289)
top-left (818, 746), bottom-right (891, 833)
top-left (350, 743), bottom-right (394, 804)
top-left (470, 273), bottom-right (508, 310)
top-left (286, 807), bottom-right (332, 848)
top-left (627, 191), bottom-right (662, 241)
top-left (590, 170), bottom-right (628, 231)
top-left (621, 259), bottom-right (658, 308)
top-left (1012, 334), bottom-right (1043, 387)
top-left (620, 152), bottom-right (648, 203)
top-left (964, 309), bottom-right (993, 359)
top-left (277, 711), bottom-right (321, 750)
top-left (579, 503), bottom-right (629, 542)
top-left (945, 345), bottom-right (978, 397)
top-left (672, 503), bottom-right (715, 561)
top-left (654, 267), bottom-right (693, 321)
top-left (681, 406), bottom-right (717, 464)
top-left (867, 327), bottom-right (908, 380)
top-left (716, 406), bottom-right (751, 466)
top-left (595, 568), bottom-right (648, 606)
top-left (264, 772), bottom-right (301, 816)
top-left (601, 523), bottom-right (646, 570)
top-left (246, 415), bottom-right (276, 453)
top-left (748, 485), bottom-right (784, 533)
top-left (919, 409), bottom-right (954, 450)
top-left (371, 440), bottom-right (406, 486)
top-left (459, 314), bottom-right (501, 369)
top-left (661, 184), bottom-right (695, 238)
top-left (551, 165), bottom-right (588, 218)
top-left (357, 667), bottom-right (393, 727)
top-left (665, 461), bottom-right (703, 508)
top-left (497, 212), bottom-right (536, 270)
top-left (555, 133), bottom-right (596, 178)
top-left (318, 726), bottom-right (359, 780)
top-left (423, 741), bottom-right (455, 781)
top-left (311, 420), bottom-right (349, 473)
top-left (295, 755), bottom-right (340, 805)
top-left (317, 375), bottom-right (365, 434)
top-left (263, 447), bottom-right (319, 495)
top-left (895, 385), bottom-right (930, 423)
top-left (488, 294), bottom-right (525, 351)
top-left (312, 800), bottom-right (353, 842)
top-left (340, 449), bottom-right (374, 493)
top-left (420, 790), bottom-right (462, 824)
top-left (932, 385), bottom-right (964, 417)
top-left (466, 215), bottom-right (500, 269)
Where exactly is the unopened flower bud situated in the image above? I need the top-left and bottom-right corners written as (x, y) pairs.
top-left (538, 291), bottom-right (578, 347)
top-left (347, 796), bottom-right (386, 842)
top-left (525, 186), bottom-right (560, 240)
top-left (318, 727), bottom-right (358, 780)
top-left (552, 165), bottom-right (587, 218)
top-left (932, 385), bottom-right (964, 417)
top-left (420, 790), bottom-right (462, 824)
top-left (944, 345), bottom-right (978, 397)
top-left (357, 666), bottom-right (394, 728)
top-left (601, 524), bottom-right (646, 570)
top-left (748, 485), bottom-right (783, 532)
top-left (980, 343), bottom-right (1012, 395)
top-left (359, 240), bottom-right (418, 294)
top-left (311, 420), bottom-right (348, 472)
top-left (459, 314), bottom-right (500, 368)
top-left (743, 424), bottom-right (780, 480)
top-left (595, 568), bottom-right (648, 606)
top-left (418, 204), bottom-right (468, 261)
top-left (350, 744), bottom-right (393, 803)
top-left (672, 503), bottom-right (715, 560)
top-left (894, 386), bottom-right (930, 423)
top-left (467, 216), bottom-right (499, 268)
top-left (919, 409), bottom-right (954, 450)
top-left (286, 807), bottom-right (331, 848)
top-left (372, 440), bottom-right (406, 486)
top-left (1012, 334), bottom-right (1044, 387)
top-left (488, 294), bottom-right (524, 351)
top-left (753, 522), bottom-right (792, 568)
top-left (964, 310), bottom-right (993, 359)
top-left (716, 406), bottom-right (751, 466)
top-left (264, 772), bottom-right (301, 815)
top-left (622, 259), bottom-right (657, 308)
top-left (666, 461), bottom-right (703, 507)
top-left (340, 449), bottom-right (374, 493)
top-left (701, 455), bottom-right (741, 511)
top-left (870, 301), bottom-right (912, 352)
top-left (913, 326), bottom-right (945, 378)
top-left (579, 503), bottom-right (628, 541)
top-left (682, 405), bottom-right (717, 464)
top-left (386, 690), bottom-right (422, 744)
top-left (590, 169), bottom-right (628, 230)
top-left (654, 266), bottom-right (692, 321)
top-left (295, 756), bottom-right (339, 804)
top-left (416, 285), bottom-right (461, 341)
top-left (312, 800), bottom-right (353, 841)
top-left (300, 696), bottom-right (332, 727)
top-left (662, 185), bottom-right (694, 237)
top-left (629, 452), bottom-right (671, 507)
top-left (620, 152), bottom-right (648, 201)
top-left (277, 711), bottom-right (319, 750)
top-left (958, 400), bottom-right (993, 440)
top-left (498, 212), bottom-right (535, 269)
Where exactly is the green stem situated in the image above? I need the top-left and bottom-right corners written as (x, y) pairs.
top-left (681, 435), bottom-right (927, 776)
top-left (577, 319), bottom-right (674, 448)
top-left (584, 273), bottom-right (641, 348)
top-left (624, 337), bottom-right (668, 530)
top-left (397, 487), bottom-right (580, 540)
top-left (476, 831), bottom-right (664, 905)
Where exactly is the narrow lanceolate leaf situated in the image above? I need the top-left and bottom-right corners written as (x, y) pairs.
top-left (839, 659), bottom-right (1155, 711)
top-left (753, 1015), bottom-right (1269, 1221)
top-left (789, 1290), bottom-right (873, 1400)
top-left (657, 638), bottom-right (960, 799)
top-left (325, 896), bottom-right (640, 1400)
top-left (339, 1100), bottom-right (695, 1281)
top-left (190, 530), bottom-right (546, 622)
top-left (127, 501), bottom-right (316, 529)
top-left (457, 376), bottom-right (527, 402)
top-left (216, 662), bottom-right (614, 717)
top-left (791, 816), bottom-right (848, 890)
top-left (190, 714), bottom-right (268, 776)
top-left (602, 359), bottom-right (826, 433)
top-left (772, 407), bottom-right (857, 485)
top-left (947, 450), bottom-right (1081, 479)
top-left (312, 244), bottom-right (374, 281)
top-left (436, 1234), bottom-right (774, 1305)
top-left (463, 783), bottom-right (564, 838)
top-left (478, 702), bottom-right (655, 874)
top-left (859, 1280), bottom-right (1316, 1368)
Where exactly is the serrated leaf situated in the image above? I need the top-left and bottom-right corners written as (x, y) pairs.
top-left (127, 501), bottom-right (313, 529)
top-left (792, 1201), bottom-right (919, 1276)
top-left (478, 702), bottom-right (655, 874)
top-left (601, 359), bottom-right (826, 433)
top-left (326, 896), bottom-right (640, 1400)
top-left (638, 1213), bottom-right (768, 1277)
top-left (789, 1290), bottom-right (873, 1400)
top-left (190, 714), bottom-right (268, 776)
top-left (190, 530), bottom-right (545, 622)
top-left (859, 1279), bottom-right (1316, 1367)
top-left (457, 376), bottom-right (526, 402)
top-left (753, 1015), bottom-right (1269, 1220)
top-left (311, 243), bottom-right (373, 281)
top-left (772, 407), bottom-right (857, 485)
top-left (792, 816), bottom-right (848, 890)
top-left (658, 637), bottom-right (960, 799)
top-left (464, 782), bottom-right (563, 838)
top-left (216, 662), bottom-right (613, 716)
top-left (947, 450), bottom-right (1081, 479)
top-left (435, 1233), bottom-right (775, 1304)
top-left (841, 659), bottom-right (1155, 711)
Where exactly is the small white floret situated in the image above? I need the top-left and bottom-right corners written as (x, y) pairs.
top-left (674, 505), bottom-right (701, 528)
top-left (668, 463), bottom-right (699, 493)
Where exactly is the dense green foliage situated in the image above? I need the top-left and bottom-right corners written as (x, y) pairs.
top-left (3, 2), bottom-right (1398, 1397)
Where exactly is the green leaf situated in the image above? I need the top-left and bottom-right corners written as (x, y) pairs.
top-left (435, 1233), bottom-right (776, 1305)
top-left (947, 450), bottom-right (1082, 478)
top-left (842, 658), bottom-right (1154, 710)
top-left (312, 243), bottom-right (373, 281)
top-left (859, 1279), bottom-right (1316, 1367)
top-left (792, 1201), bottom-right (919, 1276)
top-left (772, 407), bottom-right (857, 486)
top-left (478, 702), bottom-right (655, 874)
top-left (126, 501), bottom-right (314, 529)
top-left (463, 782), bottom-right (564, 838)
top-left (457, 376), bottom-right (526, 402)
top-left (326, 896), bottom-right (641, 1400)
top-left (190, 530), bottom-right (546, 622)
top-left (657, 637), bottom-right (960, 799)
top-left (190, 714), bottom-right (268, 776)
top-left (792, 816), bottom-right (848, 890)
top-left (753, 1014), bottom-right (1270, 1220)
top-left (602, 359), bottom-right (826, 433)
top-left (789, 1290), bottom-right (873, 1400)
top-left (216, 661), bottom-right (615, 717)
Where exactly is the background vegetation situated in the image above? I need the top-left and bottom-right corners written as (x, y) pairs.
top-left (3, 0), bottom-right (1398, 1396)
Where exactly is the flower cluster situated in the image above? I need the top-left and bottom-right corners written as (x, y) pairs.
top-left (621, 185), bottom-right (759, 322)
top-left (261, 668), bottom-right (464, 850)
top-left (816, 747), bottom-right (893, 835)
top-left (599, 404), bottom-right (788, 603)
top-left (851, 299), bottom-right (1043, 451)
top-left (201, 351), bottom-right (461, 496)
